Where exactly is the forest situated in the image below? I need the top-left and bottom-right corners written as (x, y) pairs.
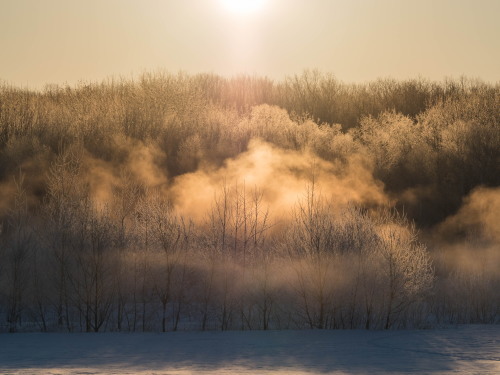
top-left (0, 70), bottom-right (498, 332)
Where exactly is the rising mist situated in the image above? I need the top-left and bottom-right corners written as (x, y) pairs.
top-left (0, 72), bottom-right (498, 332)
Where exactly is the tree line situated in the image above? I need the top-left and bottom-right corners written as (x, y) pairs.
top-left (0, 71), bottom-right (498, 331)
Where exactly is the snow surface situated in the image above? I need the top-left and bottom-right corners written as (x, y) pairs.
top-left (0, 325), bottom-right (498, 375)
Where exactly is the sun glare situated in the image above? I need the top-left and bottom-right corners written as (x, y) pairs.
top-left (220, 0), bottom-right (267, 14)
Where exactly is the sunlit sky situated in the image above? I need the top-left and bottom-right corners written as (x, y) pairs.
top-left (1, 0), bottom-right (499, 89)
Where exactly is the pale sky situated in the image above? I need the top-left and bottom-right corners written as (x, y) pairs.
top-left (1, 0), bottom-right (499, 89)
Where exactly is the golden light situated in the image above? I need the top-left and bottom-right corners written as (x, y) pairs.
top-left (220, 0), bottom-right (267, 15)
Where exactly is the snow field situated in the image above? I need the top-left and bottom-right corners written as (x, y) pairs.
top-left (0, 325), bottom-right (498, 375)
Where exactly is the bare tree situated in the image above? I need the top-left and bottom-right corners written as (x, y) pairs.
top-left (111, 170), bottom-right (143, 331)
top-left (146, 190), bottom-right (182, 332)
top-left (285, 181), bottom-right (337, 329)
top-left (376, 211), bottom-right (434, 329)
top-left (3, 174), bottom-right (33, 332)
top-left (41, 147), bottom-right (84, 331)
top-left (72, 200), bottom-right (116, 332)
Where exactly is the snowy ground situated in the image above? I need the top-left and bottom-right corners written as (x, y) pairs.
top-left (0, 325), bottom-right (498, 375)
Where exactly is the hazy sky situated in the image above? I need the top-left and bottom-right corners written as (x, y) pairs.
top-left (1, 0), bottom-right (499, 88)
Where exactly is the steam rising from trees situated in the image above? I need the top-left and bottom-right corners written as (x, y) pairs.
top-left (171, 138), bottom-right (389, 223)
top-left (0, 71), bottom-right (498, 331)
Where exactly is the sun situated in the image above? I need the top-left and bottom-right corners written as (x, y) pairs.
top-left (220, 0), bottom-right (267, 14)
